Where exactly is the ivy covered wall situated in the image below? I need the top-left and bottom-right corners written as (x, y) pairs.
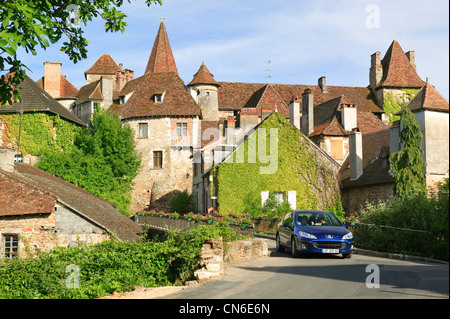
top-left (212, 112), bottom-right (341, 215)
top-left (0, 112), bottom-right (82, 156)
top-left (383, 88), bottom-right (419, 125)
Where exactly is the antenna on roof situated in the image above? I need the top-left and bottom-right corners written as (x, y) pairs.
top-left (264, 60), bottom-right (272, 83)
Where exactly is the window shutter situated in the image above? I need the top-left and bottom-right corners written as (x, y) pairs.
top-left (288, 191), bottom-right (296, 210)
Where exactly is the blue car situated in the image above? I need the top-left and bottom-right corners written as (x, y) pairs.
top-left (276, 210), bottom-right (354, 258)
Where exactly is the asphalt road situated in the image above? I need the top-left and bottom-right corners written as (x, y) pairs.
top-left (163, 238), bottom-right (449, 299)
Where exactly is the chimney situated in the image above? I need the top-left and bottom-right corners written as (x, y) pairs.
top-left (349, 129), bottom-right (363, 181)
top-left (369, 51), bottom-right (383, 91)
top-left (301, 89), bottom-right (314, 135)
top-left (100, 76), bottom-right (114, 108)
top-left (0, 147), bottom-right (15, 173)
top-left (289, 97), bottom-right (301, 130)
top-left (226, 116), bottom-right (235, 145)
top-left (318, 76), bottom-right (327, 93)
top-left (405, 51), bottom-right (416, 70)
top-left (43, 61), bottom-right (62, 98)
top-left (341, 105), bottom-right (357, 131)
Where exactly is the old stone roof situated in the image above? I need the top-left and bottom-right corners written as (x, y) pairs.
top-left (0, 169), bottom-right (56, 216)
top-left (0, 76), bottom-right (85, 126)
top-left (5, 164), bottom-right (143, 241)
top-left (406, 82), bottom-right (449, 113)
top-left (76, 79), bottom-right (104, 102)
top-left (339, 128), bottom-right (393, 188)
top-left (145, 21), bottom-right (178, 75)
top-left (216, 82), bottom-right (383, 114)
top-left (188, 62), bottom-right (219, 87)
top-left (36, 75), bottom-right (79, 98)
top-left (379, 40), bottom-right (425, 88)
top-left (84, 54), bottom-right (121, 76)
top-left (116, 71), bottom-right (201, 119)
top-left (310, 95), bottom-right (388, 137)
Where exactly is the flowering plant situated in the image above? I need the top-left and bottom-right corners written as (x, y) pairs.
top-left (342, 213), bottom-right (359, 225)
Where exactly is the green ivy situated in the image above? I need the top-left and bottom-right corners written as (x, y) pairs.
top-left (213, 113), bottom-right (340, 216)
top-left (0, 112), bottom-right (81, 156)
top-left (383, 89), bottom-right (418, 125)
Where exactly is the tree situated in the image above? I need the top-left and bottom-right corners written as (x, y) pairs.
top-left (36, 108), bottom-right (141, 215)
top-left (389, 104), bottom-right (427, 200)
top-left (0, 0), bottom-right (162, 105)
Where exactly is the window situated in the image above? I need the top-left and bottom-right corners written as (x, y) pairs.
top-left (3, 235), bottom-right (19, 259)
top-left (154, 94), bottom-right (163, 104)
top-left (176, 123), bottom-right (188, 138)
top-left (153, 151), bottom-right (163, 168)
top-left (139, 123), bottom-right (148, 138)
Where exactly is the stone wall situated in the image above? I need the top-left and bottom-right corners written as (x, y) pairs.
top-left (341, 182), bottom-right (394, 213)
top-left (194, 236), bottom-right (268, 280)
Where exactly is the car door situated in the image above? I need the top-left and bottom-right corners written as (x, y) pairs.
top-left (279, 212), bottom-right (294, 246)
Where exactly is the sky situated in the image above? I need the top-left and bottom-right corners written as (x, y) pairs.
top-left (16, 0), bottom-right (449, 99)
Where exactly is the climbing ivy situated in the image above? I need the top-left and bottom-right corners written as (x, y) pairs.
top-left (212, 113), bottom-right (340, 216)
top-left (0, 113), bottom-right (81, 156)
top-left (383, 89), bottom-right (418, 125)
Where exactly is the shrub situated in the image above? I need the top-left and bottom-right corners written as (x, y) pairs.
top-left (169, 190), bottom-right (195, 214)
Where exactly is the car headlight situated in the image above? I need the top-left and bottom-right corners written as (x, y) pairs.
top-left (299, 231), bottom-right (317, 239)
top-left (343, 232), bottom-right (353, 240)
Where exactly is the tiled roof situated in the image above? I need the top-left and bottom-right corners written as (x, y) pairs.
top-left (406, 82), bottom-right (449, 113)
top-left (217, 82), bottom-right (383, 114)
top-left (379, 40), bottom-right (425, 88)
top-left (310, 95), bottom-right (388, 137)
top-left (76, 80), bottom-right (104, 102)
top-left (0, 170), bottom-right (56, 216)
top-left (11, 164), bottom-right (143, 241)
top-left (116, 71), bottom-right (200, 119)
top-left (145, 21), bottom-right (178, 75)
top-left (188, 62), bottom-right (219, 86)
top-left (0, 75), bottom-right (85, 126)
top-left (84, 54), bottom-right (120, 75)
top-left (36, 75), bottom-right (79, 98)
top-left (339, 128), bottom-right (393, 188)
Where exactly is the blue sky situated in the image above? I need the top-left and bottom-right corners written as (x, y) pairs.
top-left (18, 0), bottom-right (449, 98)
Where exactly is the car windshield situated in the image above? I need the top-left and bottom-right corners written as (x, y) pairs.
top-left (295, 212), bottom-right (342, 226)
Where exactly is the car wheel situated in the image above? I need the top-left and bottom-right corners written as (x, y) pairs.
top-left (342, 253), bottom-right (352, 259)
top-left (276, 233), bottom-right (284, 252)
top-left (291, 237), bottom-right (300, 258)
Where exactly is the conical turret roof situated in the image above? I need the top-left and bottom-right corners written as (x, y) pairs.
top-left (145, 21), bottom-right (178, 75)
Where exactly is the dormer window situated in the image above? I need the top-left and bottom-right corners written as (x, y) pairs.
top-left (151, 90), bottom-right (166, 104)
top-left (154, 94), bottom-right (163, 104)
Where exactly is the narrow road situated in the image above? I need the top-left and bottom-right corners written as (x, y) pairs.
top-left (163, 238), bottom-right (449, 299)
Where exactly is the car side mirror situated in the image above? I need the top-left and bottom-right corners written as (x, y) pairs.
top-left (283, 222), bottom-right (290, 227)
top-left (343, 224), bottom-right (348, 228)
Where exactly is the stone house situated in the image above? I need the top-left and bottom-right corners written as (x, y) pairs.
top-left (0, 75), bottom-right (85, 163)
top-left (202, 112), bottom-right (341, 214)
top-left (0, 146), bottom-right (142, 259)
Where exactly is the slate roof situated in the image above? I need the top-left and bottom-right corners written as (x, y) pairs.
top-left (2, 164), bottom-right (143, 241)
top-left (145, 21), bottom-right (178, 75)
top-left (36, 75), bottom-right (79, 98)
top-left (379, 40), bottom-right (425, 88)
top-left (84, 54), bottom-right (121, 76)
top-left (339, 128), bottom-right (393, 188)
top-left (116, 71), bottom-right (201, 119)
top-left (0, 76), bottom-right (85, 126)
top-left (406, 82), bottom-right (449, 113)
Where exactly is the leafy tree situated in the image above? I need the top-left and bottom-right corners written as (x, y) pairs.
top-left (0, 0), bottom-right (162, 106)
top-left (389, 104), bottom-right (427, 200)
top-left (36, 108), bottom-right (141, 215)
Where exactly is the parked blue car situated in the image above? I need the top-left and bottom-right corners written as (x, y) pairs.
top-left (276, 210), bottom-right (354, 258)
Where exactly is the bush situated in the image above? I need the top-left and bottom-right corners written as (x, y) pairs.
top-left (0, 223), bottom-right (235, 299)
top-left (169, 190), bottom-right (195, 214)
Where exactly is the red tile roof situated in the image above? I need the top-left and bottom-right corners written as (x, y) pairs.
top-left (379, 40), bottom-right (425, 88)
top-left (0, 170), bottom-right (56, 216)
top-left (36, 75), bottom-right (79, 98)
top-left (145, 21), bottom-right (178, 75)
top-left (188, 62), bottom-right (219, 86)
top-left (116, 71), bottom-right (200, 119)
top-left (84, 54), bottom-right (120, 75)
top-left (76, 80), bottom-right (104, 101)
top-left (406, 82), bottom-right (449, 113)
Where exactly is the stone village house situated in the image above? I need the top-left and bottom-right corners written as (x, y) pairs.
top-left (14, 21), bottom-right (449, 215)
top-left (0, 146), bottom-right (143, 259)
